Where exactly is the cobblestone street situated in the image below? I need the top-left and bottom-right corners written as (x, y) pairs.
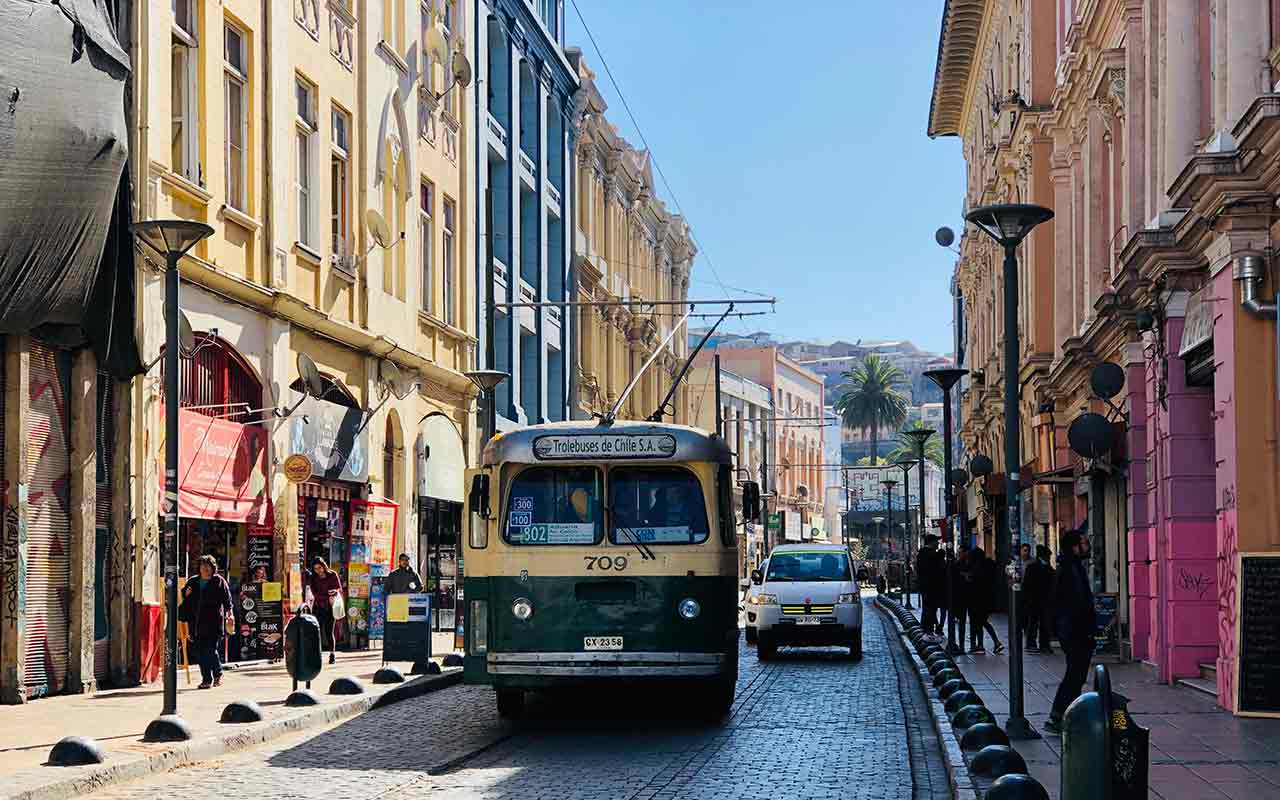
top-left (82, 602), bottom-right (949, 800)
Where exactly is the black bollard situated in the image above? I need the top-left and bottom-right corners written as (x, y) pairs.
top-left (220, 700), bottom-right (264, 724)
top-left (329, 676), bottom-right (366, 695)
top-left (970, 745), bottom-right (1028, 778)
top-left (984, 773), bottom-right (1049, 800)
top-left (961, 722), bottom-right (1011, 752)
top-left (938, 678), bottom-right (973, 700)
top-left (945, 690), bottom-right (984, 714)
top-left (142, 715), bottom-right (192, 743)
top-left (374, 667), bottom-right (406, 684)
top-left (285, 689), bottom-right (320, 707)
top-left (933, 668), bottom-right (962, 688)
top-left (48, 736), bottom-right (106, 766)
top-left (441, 653), bottom-right (464, 668)
top-left (951, 705), bottom-right (996, 729)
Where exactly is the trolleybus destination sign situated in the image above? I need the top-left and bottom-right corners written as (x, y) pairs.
top-left (533, 433), bottom-right (677, 460)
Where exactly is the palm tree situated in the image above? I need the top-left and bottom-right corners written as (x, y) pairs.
top-left (834, 354), bottom-right (908, 465)
top-left (884, 421), bottom-right (945, 468)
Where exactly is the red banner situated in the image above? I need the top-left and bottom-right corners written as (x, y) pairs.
top-left (168, 409), bottom-right (269, 523)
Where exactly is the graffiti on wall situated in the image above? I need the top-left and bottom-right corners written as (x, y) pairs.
top-left (1217, 504), bottom-right (1239, 710)
top-left (2, 483), bottom-right (26, 634)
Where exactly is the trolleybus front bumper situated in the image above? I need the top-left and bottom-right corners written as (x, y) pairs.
top-left (486, 651), bottom-right (728, 677)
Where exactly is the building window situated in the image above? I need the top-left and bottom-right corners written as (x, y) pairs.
top-left (443, 197), bottom-right (456, 326)
top-left (420, 181), bottom-right (434, 312)
top-left (295, 78), bottom-right (318, 247)
top-left (171, 1), bottom-right (199, 182)
top-left (442, 0), bottom-right (454, 36)
top-left (223, 22), bottom-right (247, 210)
top-left (331, 107), bottom-right (351, 261)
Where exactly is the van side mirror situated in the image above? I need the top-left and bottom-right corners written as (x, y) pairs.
top-left (741, 481), bottom-right (761, 523)
top-left (469, 473), bottom-right (491, 518)
top-left (750, 569), bottom-right (763, 585)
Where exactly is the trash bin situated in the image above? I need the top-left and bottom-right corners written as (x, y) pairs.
top-left (1062, 664), bottom-right (1149, 800)
top-left (285, 611), bottom-right (323, 688)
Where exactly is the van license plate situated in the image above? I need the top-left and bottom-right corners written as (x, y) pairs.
top-left (584, 636), bottom-right (623, 651)
top-left (796, 616), bottom-right (822, 626)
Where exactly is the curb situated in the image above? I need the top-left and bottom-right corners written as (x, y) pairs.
top-left (876, 599), bottom-right (979, 800)
top-left (2, 669), bottom-right (463, 800)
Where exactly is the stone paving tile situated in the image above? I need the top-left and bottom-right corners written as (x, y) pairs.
top-left (79, 598), bottom-right (952, 800)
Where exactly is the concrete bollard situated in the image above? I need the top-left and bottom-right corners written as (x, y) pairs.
top-left (944, 690), bottom-right (984, 714)
top-left (373, 667), bottom-right (406, 684)
top-left (285, 689), bottom-right (321, 707)
top-left (933, 668), bottom-right (962, 688)
top-left (984, 773), bottom-right (1049, 799)
top-left (329, 676), bottom-right (366, 695)
top-left (970, 745), bottom-right (1028, 779)
top-left (951, 705), bottom-right (996, 729)
top-left (938, 678), bottom-right (973, 700)
top-left (142, 715), bottom-right (193, 743)
top-left (48, 736), bottom-right (106, 766)
top-left (961, 722), bottom-right (1011, 752)
top-left (219, 700), bottom-right (264, 723)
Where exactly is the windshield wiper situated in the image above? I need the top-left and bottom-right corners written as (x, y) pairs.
top-left (614, 526), bottom-right (656, 561)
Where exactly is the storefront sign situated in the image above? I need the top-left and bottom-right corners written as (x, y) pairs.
top-left (532, 433), bottom-right (677, 460)
top-left (288, 391), bottom-right (370, 483)
top-left (766, 513), bottom-right (780, 531)
top-left (173, 409), bottom-right (268, 523)
top-left (383, 593), bottom-right (432, 663)
top-left (418, 414), bottom-right (466, 502)
top-left (282, 454), bottom-right (313, 484)
top-left (784, 512), bottom-right (801, 542)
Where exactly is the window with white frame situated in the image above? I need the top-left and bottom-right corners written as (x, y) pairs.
top-left (442, 0), bottom-right (454, 36)
top-left (420, 181), bottom-right (434, 312)
top-left (331, 107), bottom-right (351, 261)
top-left (443, 197), bottom-right (456, 326)
top-left (223, 22), bottom-right (247, 210)
top-left (295, 78), bottom-right (318, 247)
top-left (171, 0), bottom-right (199, 182)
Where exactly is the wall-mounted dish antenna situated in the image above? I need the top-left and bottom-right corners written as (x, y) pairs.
top-left (360, 358), bottom-right (422, 428)
top-left (144, 311), bottom-right (216, 370)
top-left (366, 209), bottom-right (395, 250)
top-left (969, 454), bottom-right (993, 478)
top-left (1089, 361), bottom-right (1129, 424)
top-left (1067, 412), bottom-right (1117, 460)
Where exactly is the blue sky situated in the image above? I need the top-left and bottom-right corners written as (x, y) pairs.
top-left (565, 1), bottom-right (965, 355)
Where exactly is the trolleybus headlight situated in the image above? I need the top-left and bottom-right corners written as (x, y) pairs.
top-left (678, 598), bottom-right (701, 620)
top-left (838, 593), bottom-right (857, 604)
top-left (512, 597), bottom-right (534, 620)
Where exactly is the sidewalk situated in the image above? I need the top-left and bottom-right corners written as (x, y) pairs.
top-left (905, 597), bottom-right (1280, 800)
top-left (1, 634), bottom-right (460, 800)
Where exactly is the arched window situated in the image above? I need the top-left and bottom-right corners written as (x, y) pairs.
top-left (163, 334), bottom-right (262, 424)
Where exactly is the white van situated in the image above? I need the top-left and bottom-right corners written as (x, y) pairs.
top-left (749, 543), bottom-right (862, 660)
top-left (741, 555), bottom-right (768, 644)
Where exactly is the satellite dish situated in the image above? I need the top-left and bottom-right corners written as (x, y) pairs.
top-left (969, 454), bottom-right (993, 478)
top-left (450, 50), bottom-right (473, 89)
top-left (297, 353), bottom-right (325, 398)
top-left (935, 227), bottom-right (956, 248)
top-left (378, 359), bottom-right (403, 397)
top-left (950, 468), bottom-right (969, 488)
top-left (178, 312), bottom-right (196, 354)
top-left (1090, 361), bottom-right (1126, 400)
top-left (1068, 412), bottom-right (1117, 459)
top-left (366, 209), bottom-right (394, 249)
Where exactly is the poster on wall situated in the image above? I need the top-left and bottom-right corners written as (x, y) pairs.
top-left (351, 499), bottom-right (398, 569)
top-left (369, 576), bottom-right (387, 639)
top-left (348, 562), bottom-right (371, 598)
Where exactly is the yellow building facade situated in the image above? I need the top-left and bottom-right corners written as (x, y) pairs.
top-left (129, 0), bottom-right (477, 662)
top-left (569, 54), bottom-right (696, 424)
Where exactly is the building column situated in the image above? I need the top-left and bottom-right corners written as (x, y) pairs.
top-left (1123, 3), bottom-right (1147, 234)
top-left (1162, 0), bottom-right (1201, 204)
top-left (108, 374), bottom-right (133, 686)
top-left (1, 337), bottom-right (30, 703)
top-left (1123, 341), bottom-right (1153, 662)
top-left (266, 318), bottom-right (300, 612)
top-left (67, 348), bottom-right (97, 694)
top-left (1222, 0), bottom-right (1270, 136)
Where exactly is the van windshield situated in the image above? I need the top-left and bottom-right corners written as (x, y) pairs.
top-left (765, 551), bottom-right (851, 582)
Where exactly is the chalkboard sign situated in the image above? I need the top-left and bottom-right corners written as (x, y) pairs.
top-left (1094, 593), bottom-right (1120, 655)
top-left (247, 532), bottom-right (274, 580)
top-left (238, 583), bottom-right (284, 661)
top-left (1238, 555), bottom-right (1280, 715)
top-left (383, 593), bottom-right (432, 664)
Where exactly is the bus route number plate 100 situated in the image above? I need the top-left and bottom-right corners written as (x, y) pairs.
top-left (584, 636), bottom-right (623, 651)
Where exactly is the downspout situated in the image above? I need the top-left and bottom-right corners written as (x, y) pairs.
top-left (1233, 254), bottom-right (1277, 319)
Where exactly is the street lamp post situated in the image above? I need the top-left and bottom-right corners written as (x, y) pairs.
top-left (923, 369), bottom-right (967, 656)
top-left (871, 516), bottom-right (885, 562)
top-left (881, 478), bottom-right (897, 595)
top-left (131, 220), bottom-right (214, 742)
top-left (894, 459), bottom-right (918, 608)
top-left (964, 202), bottom-right (1053, 741)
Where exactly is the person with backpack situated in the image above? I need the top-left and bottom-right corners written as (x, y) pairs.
top-left (179, 554), bottom-right (236, 689)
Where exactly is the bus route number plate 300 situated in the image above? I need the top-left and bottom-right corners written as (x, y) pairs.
top-left (584, 636), bottom-right (623, 651)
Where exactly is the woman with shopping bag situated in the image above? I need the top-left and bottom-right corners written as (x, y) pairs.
top-left (306, 558), bottom-right (344, 665)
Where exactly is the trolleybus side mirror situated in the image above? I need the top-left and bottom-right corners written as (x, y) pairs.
top-left (741, 481), bottom-right (761, 523)
top-left (750, 569), bottom-right (763, 585)
top-left (469, 473), bottom-right (491, 518)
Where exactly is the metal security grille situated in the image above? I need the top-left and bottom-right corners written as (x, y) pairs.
top-left (164, 337), bottom-right (262, 422)
top-left (24, 343), bottom-right (71, 698)
top-left (93, 375), bottom-right (113, 683)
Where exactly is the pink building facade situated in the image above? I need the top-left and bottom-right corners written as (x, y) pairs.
top-left (931, 0), bottom-right (1280, 713)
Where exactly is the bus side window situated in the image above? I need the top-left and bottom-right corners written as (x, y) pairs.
top-left (717, 465), bottom-right (736, 546)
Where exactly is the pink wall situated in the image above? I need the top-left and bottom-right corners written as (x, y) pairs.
top-left (1212, 268), bottom-right (1240, 711)
top-left (1125, 356), bottom-right (1152, 661)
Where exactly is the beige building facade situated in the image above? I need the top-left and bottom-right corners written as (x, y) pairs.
top-left (569, 54), bottom-right (696, 423)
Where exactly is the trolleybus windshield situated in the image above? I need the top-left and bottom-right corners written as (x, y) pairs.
top-left (609, 466), bottom-right (710, 545)
top-left (504, 466), bottom-right (603, 545)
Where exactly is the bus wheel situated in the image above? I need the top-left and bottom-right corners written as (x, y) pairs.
top-left (847, 628), bottom-right (863, 661)
top-left (496, 688), bottom-right (525, 719)
top-left (699, 679), bottom-right (735, 718)
top-left (745, 626), bottom-right (757, 645)
top-left (757, 634), bottom-right (777, 661)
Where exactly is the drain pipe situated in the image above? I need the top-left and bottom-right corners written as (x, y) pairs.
top-left (1233, 254), bottom-right (1277, 318)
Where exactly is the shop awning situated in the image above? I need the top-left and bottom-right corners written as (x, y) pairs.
top-left (417, 413), bottom-right (465, 503)
top-left (1179, 286), bottom-right (1215, 358)
top-left (171, 409), bottom-right (269, 523)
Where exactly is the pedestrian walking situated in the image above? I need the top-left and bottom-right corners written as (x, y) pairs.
top-left (386, 553), bottom-right (424, 594)
top-left (1023, 544), bottom-right (1055, 653)
top-left (943, 544), bottom-right (970, 647)
top-left (307, 558), bottom-right (344, 665)
top-left (179, 554), bottom-right (235, 689)
top-left (1046, 528), bottom-right (1096, 733)
top-left (915, 535), bottom-right (945, 636)
top-left (967, 547), bottom-right (1004, 654)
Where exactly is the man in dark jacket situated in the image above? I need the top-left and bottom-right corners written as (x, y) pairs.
top-left (916, 535), bottom-right (945, 636)
top-left (1023, 544), bottom-right (1055, 653)
top-left (386, 553), bottom-right (424, 594)
top-left (179, 554), bottom-right (235, 689)
top-left (1046, 528), bottom-right (1096, 733)
top-left (967, 547), bottom-right (1004, 653)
